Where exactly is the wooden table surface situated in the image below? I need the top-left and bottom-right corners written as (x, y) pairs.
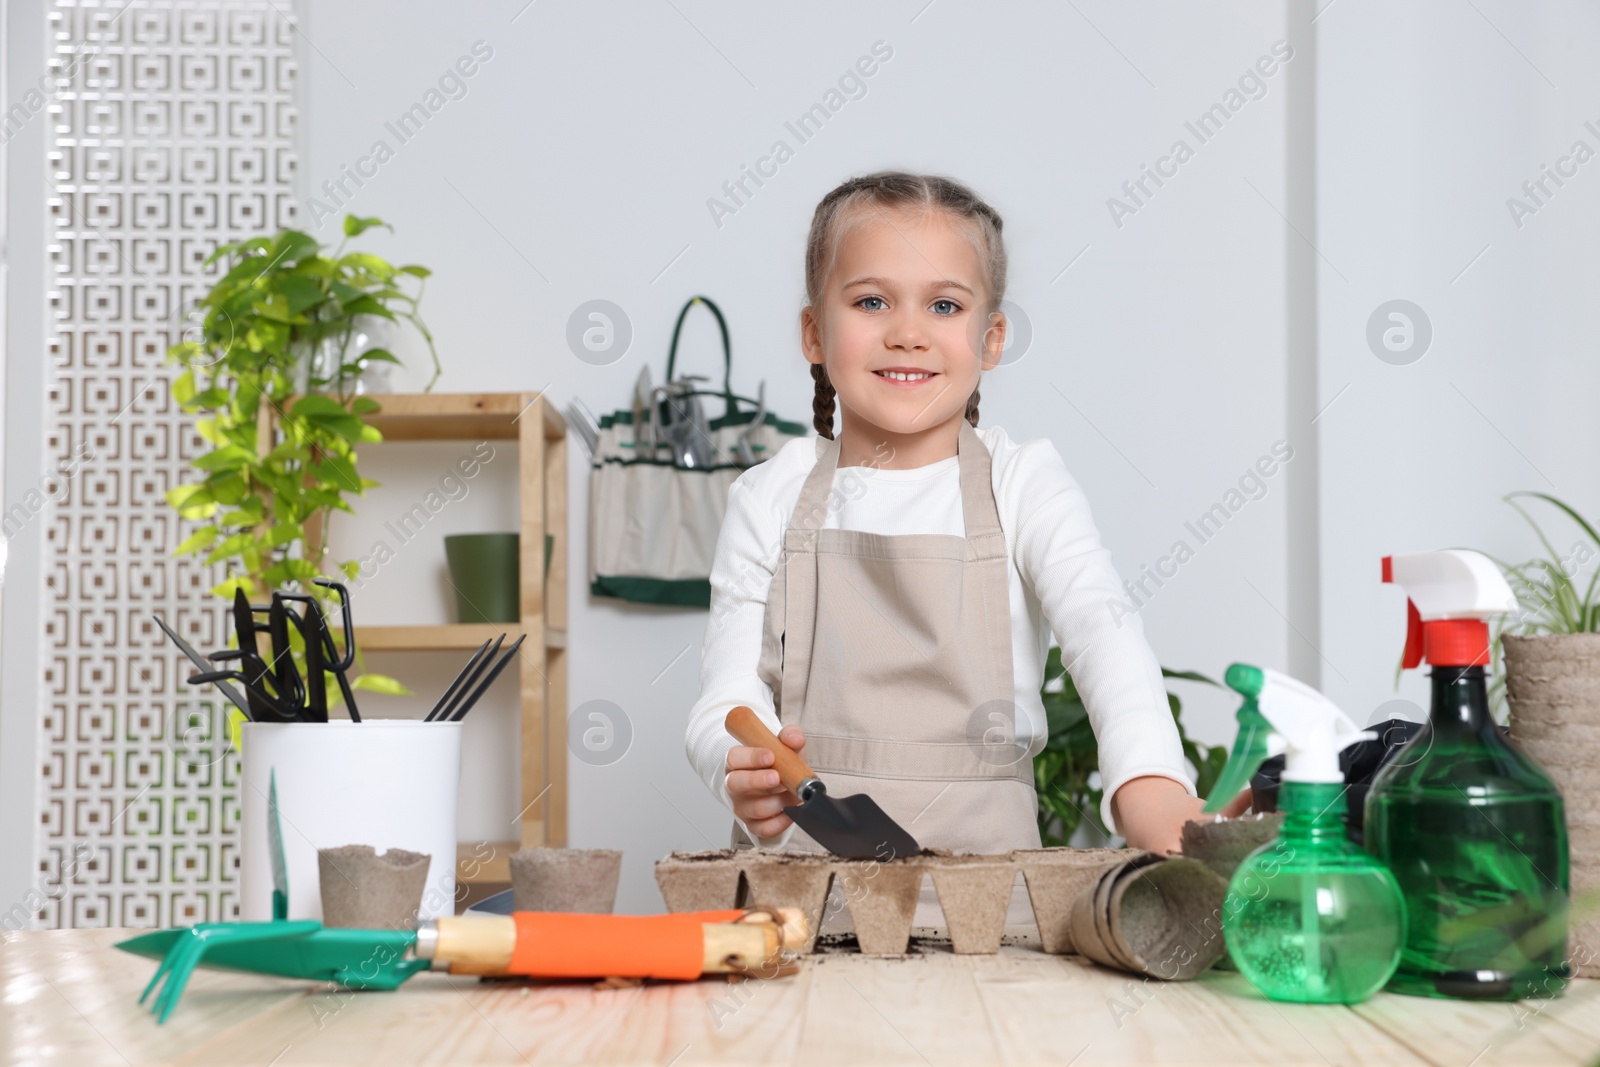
top-left (3, 928), bottom-right (1598, 1067)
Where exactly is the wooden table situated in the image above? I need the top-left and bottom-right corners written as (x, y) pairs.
top-left (4, 928), bottom-right (1598, 1066)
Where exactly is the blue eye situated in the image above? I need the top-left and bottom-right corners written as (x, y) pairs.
top-left (856, 296), bottom-right (886, 312)
top-left (931, 299), bottom-right (961, 315)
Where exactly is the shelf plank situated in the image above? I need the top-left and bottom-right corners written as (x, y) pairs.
top-left (361, 627), bottom-right (569, 652)
top-left (360, 392), bottom-right (568, 442)
top-left (360, 623), bottom-right (519, 652)
top-left (358, 623), bottom-right (566, 651)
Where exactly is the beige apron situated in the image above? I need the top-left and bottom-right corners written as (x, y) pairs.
top-left (732, 422), bottom-right (1041, 929)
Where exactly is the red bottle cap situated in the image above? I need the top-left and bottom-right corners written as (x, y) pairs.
top-left (1383, 553), bottom-right (1500, 668)
top-left (1423, 619), bottom-right (1492, 667)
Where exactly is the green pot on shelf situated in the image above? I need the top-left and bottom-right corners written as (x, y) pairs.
top-left (444, 533), bottom-right (520, 624)
top-left (444, 534), bottom-right (556, 627)
top-left (442, 532), bottom-right (555, 624)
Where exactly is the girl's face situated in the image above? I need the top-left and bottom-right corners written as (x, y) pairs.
top-left (802, 207), bottom-right (1004, 443)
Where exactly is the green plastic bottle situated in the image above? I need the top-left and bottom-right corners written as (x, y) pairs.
top-left (1366, 551), bottom-right (1570, 1001)
top-left (1223, 665), bottom-right (1406, 1003)
top-left (1202, 664), bottom-right (1275, 814)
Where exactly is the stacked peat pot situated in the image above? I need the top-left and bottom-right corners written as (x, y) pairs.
top-left (654, 846), bottom-right (1231, 976)
top-left (1505, 634), bottom-right (1600, 978)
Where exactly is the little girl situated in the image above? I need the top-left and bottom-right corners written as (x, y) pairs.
top-left (684, 171), bottom-right (1202, 924)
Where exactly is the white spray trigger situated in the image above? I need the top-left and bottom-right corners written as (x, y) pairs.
top-left (1255, 668), bottom-right (1374, 784)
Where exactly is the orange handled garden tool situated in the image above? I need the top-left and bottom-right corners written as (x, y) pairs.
top-left (725, 705), bottom-right (922, 859)
top-left (120, 905), bottom-right (806, 1023)
top-left (416, 905), bottom-right (808, 979)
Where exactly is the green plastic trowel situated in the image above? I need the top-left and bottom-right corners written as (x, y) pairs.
top-left (1202, 663), bottom-right (1276, 813)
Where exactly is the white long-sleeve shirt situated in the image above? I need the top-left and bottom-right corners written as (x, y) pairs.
top-left (684, 424), bottom-right (1195, 849)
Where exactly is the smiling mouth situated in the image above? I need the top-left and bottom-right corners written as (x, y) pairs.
top-left (873, 369), bottom-right (938, 384)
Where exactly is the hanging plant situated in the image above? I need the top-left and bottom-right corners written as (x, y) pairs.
top-left (165, 214), bottom-right (438, 700)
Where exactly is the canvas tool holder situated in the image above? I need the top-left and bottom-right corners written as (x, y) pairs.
top-left (588, 296), bottom-right (809, 607)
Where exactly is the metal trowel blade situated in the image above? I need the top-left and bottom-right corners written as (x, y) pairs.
top-left (783, 789), bottom-right (921, 860)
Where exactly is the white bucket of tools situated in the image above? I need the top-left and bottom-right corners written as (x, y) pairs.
top-left (239, 721), bottom-right (463, 923)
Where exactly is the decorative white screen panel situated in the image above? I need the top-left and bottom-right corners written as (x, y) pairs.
top-left (35, 0), bottom-right (299, 929)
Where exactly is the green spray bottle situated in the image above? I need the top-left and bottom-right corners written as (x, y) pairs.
top-left (1223, 665), bottom-right (1406, 1003)
top-left (1366, 550), bottom-right (1570, 1000)
top-left (1203, 663), bottom-right (1278, 813)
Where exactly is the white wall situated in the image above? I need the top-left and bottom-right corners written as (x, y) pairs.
top-left (9, 0), bottom-right (1594, 924)
top-left (1315, 0), bottom-right (1600, 723)
top-left (299, 0), bottom-right (1297, 913)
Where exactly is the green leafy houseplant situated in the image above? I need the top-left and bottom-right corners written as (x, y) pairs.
top-left (1492, 492), bottom-right (1600, 635)
top-left (1034, 646), bottom-right (1227, 847)
top-left (165, 215), bottom-right (439, 701)
top-left (1475, 491), bottom-right (1600, 717)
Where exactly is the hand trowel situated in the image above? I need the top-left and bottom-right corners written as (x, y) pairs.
top-left (724, 705), bottom-right (921, 859)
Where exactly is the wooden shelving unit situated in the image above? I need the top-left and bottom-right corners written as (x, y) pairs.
top-left (352, 392), bottom-right (569, 884)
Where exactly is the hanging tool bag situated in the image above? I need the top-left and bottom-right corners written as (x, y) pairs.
top-left (588, 296), bottom-right (809, 607)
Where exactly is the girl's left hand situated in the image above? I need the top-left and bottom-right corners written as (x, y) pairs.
top-left (1110, 775), bottom-right (1209, 855)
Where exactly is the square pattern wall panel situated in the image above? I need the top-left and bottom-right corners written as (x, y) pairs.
top-left (35, 0), bottom-right (299, 930)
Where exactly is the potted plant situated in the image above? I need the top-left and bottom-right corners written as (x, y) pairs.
top-left (1482, 491), bottom-right (1600, 977)
top-left (164, 214), bottom-right (440, 705)
top-left (1034, 646), bottom-right (1226, 847)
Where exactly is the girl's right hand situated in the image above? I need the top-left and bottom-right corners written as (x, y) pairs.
top-left (726, 723), bottom-right (807, 840)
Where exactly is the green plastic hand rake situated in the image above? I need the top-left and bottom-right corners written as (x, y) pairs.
top-left (118, 921), bottom-right (428, 1023)
top-left (119, 768), bottom-right (424, 1024)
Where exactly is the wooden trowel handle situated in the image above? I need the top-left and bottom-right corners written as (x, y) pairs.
top-left (724, 706), bottom-right (817, 795)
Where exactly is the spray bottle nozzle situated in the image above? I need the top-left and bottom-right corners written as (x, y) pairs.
top-left (1383, 550), bottom-right (1517, 669)
top-left (1206, 664), bottom-right (1365, 811)
top-left (1204, 663), bottom-right (1274, 814)
top-left (1251, 668), bottom-right (1371, 784)
top-left (1225, 663), bottom-right (1265, 698)
top-left (1266, 725), bottom-right (1377, 783)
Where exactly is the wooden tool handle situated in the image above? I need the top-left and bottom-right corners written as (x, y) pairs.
top-left (724, 706), bottom-right (816, 794)
top-left (433, 914), bottom-right (516, 975)
top-left (701, 922), bottom-right (781, 973)
top-left (674, 906), bottom-right (811, 952)
top-left (739, 905), bottom-right (809, 951)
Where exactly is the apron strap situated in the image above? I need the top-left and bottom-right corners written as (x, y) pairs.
top-left (786, 422), bottom-right (1003, 542)
top-left (786, 434), bottom-right (841, 541)
top-left (955, 422), bottom-right (1002, 540)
